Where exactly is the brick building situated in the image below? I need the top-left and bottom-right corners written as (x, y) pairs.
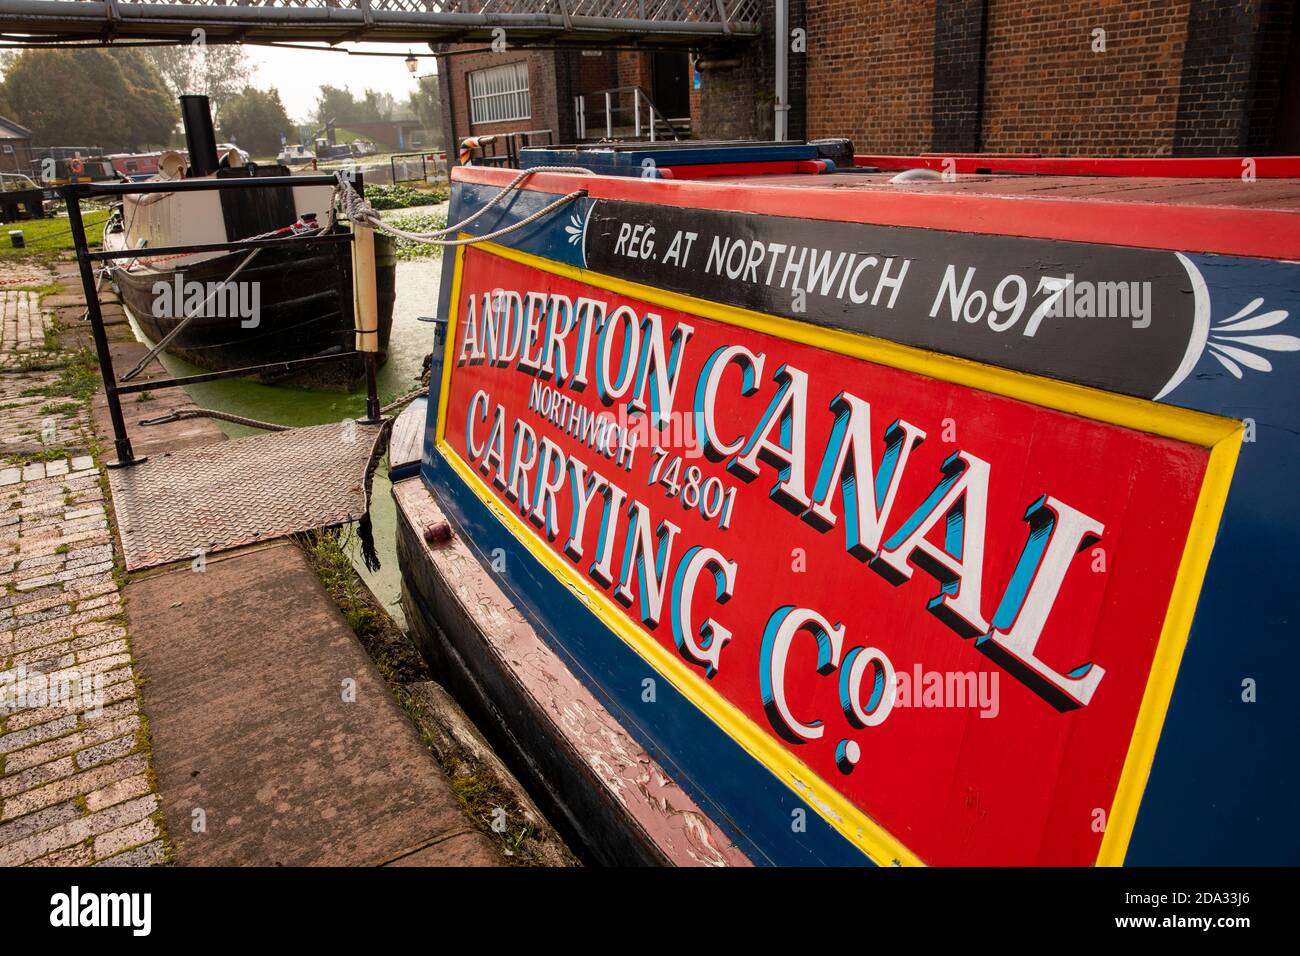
top-left (437, 46), bottom-right (697, 155)
top-left (437, 0), bottom-right (1297, 159)
top-left (801, 0), bottom-right (1297, 156)
top-left (0, 116), bottom-right (34, 175)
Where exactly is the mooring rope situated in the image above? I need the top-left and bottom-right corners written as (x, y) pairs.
top-left (138, 407), bottom-right (291, 431)
top-left (139, 383), bottom-right (428, 432)
top-left (333, 165), bottom-right (594, 248)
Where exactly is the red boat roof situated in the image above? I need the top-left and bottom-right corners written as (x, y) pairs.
top-left (456, 162), bottom-right (1300, 261)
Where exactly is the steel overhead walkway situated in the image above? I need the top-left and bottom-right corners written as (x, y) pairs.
top-left (0, 0), bottom-right (761, 46)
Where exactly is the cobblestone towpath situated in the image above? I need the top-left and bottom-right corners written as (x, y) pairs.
top-left (0, 264), bottom-right (167, 866)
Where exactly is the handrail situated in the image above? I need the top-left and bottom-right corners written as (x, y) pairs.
top-left (576, 87), bottom-right (685, 143)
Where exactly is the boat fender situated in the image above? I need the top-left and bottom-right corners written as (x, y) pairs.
top-left (889, 168), bottom-right (946, 183)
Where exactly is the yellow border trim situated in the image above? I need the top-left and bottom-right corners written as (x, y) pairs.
top-left (433, 240), bottom-right (1242, 867)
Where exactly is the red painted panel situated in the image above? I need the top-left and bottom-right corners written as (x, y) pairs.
top-left (455, 165), bottom-right (1300, 260)
top-left (659, 160), bottom-right (829, 180)
top-left (440, 247), bottom-right (1211, 865)
top-left (857, 154), bottom-right (1300, 179)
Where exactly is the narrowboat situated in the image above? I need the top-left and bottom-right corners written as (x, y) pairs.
top-left (389, 141), bottom-right (1300, 866)
top-left (105, 96), bottom-right (394, 387)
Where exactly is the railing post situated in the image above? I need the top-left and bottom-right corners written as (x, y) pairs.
top-left (605, 91), bottom-right (613, 139)
top-left (64, 185), bottom-right (139, 467)
top-left (634, 91), bottom-right (641, 139)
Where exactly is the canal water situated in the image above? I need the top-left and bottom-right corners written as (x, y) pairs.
top-left (130, 256), bottom-right (443, 626)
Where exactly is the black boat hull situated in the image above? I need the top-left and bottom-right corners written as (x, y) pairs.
top-left (114, 236), bottom-right (395, 388)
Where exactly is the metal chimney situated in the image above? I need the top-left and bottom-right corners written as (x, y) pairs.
top-left (179, 95), bottom-right (219, 178)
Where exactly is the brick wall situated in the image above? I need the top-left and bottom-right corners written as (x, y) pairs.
top-left (981, 0), bottom-right (1190, 156)
top-left (433, 3), bottom-right (1295, 159)
top-left (0, 140), bottom-right (32, 175)
top-left (804, 0), bottom-right (937, 152)
top-left (1176, 0), bottom-right (1296, 155)
top-left (616, 52), bottom-right (651, 90)
top-left (441, 47), bottom-right (561, 148)
top-left (1245, 0), bottom-right (1297, 152)
top-left (932, 0), bottom-right (987, 152)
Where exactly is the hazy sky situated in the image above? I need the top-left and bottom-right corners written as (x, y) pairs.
top-left (245, 43), bottom-right (436, 121)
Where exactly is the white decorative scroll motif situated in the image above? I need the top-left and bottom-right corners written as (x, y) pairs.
top-left (565, 211), bottom-right (584, 246)
top-left (1158, 253), bottom-right (1298, 399)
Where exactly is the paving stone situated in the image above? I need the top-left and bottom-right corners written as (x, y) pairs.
top-left (0, 756), bottom-right (76, 800)
top-left (2, 753), bottom-right (149, 822)
top-left (85, 772), bottom-right (152, 813)
top-left (30, 842), bottom-right (93, 866)
top-left (5, 714), bottom-right (139, 773)
top-left (95, 838), bottom-right (165, 867)
top-left (0, 793), bottom-right (155, 865)
top-left (0, 798), bottom-right (83, 849)
top-left (0, 713), bottom-right (77, 753)
top-left (71, 732), bottom-right (138, 771)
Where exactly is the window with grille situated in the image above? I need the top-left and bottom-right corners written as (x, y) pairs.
top-left (468, 62), bottom-right (531, 125)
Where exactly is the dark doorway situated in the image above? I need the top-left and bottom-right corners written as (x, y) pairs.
top-left (1272, 14), bottom-right (1300, 153)
top-left (652, 51), bottom-right (691, 119)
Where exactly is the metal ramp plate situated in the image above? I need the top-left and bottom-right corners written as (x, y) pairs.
top-left (109, 421), bottom-right (383, 571)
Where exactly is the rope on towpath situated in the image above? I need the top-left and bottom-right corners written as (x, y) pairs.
top-left (140, 357), bottom-right (431, 432)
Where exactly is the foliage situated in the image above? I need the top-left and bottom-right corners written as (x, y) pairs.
top-left (385, 209), bottom-right (448, 260)
top-left (219, 87), bottom-right (293, 157)
top-left (0, 49), bottom-right (175, 150)
top-left (0, 210), bottom-right (109, 261)
top-left (313, 85), bottom-right (397, 131)
top-left (408, 75), bottom-right (443, 148)
top-left (143, 44), bottom-right (251, 128)
top-left (365, 183), bottom-right (438, 210)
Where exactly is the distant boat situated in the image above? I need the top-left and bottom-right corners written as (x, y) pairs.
top-left (276, 144), bottom-right (316, 167)
top-left (104, 96), bottom-right (393, 387)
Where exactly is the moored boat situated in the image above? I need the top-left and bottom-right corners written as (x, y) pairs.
top-left (391, 142), bottom-right (1300, 866)
top-left (105, 96), bottom-right (394, 387)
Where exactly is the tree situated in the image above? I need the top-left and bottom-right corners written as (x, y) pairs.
top-left (144, 42), bottom-right (251, 128)
top-left (0, 48), bottom-right (175, 150)
top-left (360, 90), bottom-right (396, 124)
top-left (408, 74), bottom-right (443, 147)
top-left (313, 85), bottom-right (398, 131)
top-left (219, 87), bottom-right (292, 158)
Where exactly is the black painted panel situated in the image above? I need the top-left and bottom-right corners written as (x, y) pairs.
top-left (584, 199), bottom-right (1196, 400)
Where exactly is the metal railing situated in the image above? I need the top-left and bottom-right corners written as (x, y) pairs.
top-left (65, 173), bottom-right (379, 468)
top-left (461, 129), bottom-right (554, 167)
top-left (390, 151), bottom-right (447, 183)
top-left (0, 0), bottom-right (763, 44)
top-left (575, 87), bottom-right (685, 142)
